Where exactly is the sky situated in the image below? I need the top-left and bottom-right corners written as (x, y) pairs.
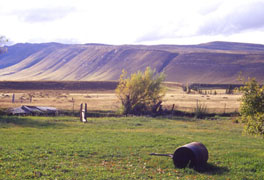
top-left (1, 0), bottom-right (264, 45)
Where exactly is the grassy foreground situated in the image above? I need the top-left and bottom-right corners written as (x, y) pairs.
top-left (0, 115), bottom-right (263, 179)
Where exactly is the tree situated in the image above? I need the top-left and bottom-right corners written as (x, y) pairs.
top-left (115, 67), bottom-right (166, 115)
top-left (225, 85), bottom-right (233, 94)
top-left (239, 78), bottom-right (264, 136)
top-left (0, 36), bottom-right (8, 54)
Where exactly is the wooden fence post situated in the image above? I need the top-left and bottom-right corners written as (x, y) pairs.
top-left (72, 98), bottom-right (75, 115)
top-left (12, 93), bottom-right (15, 103)
top-left (80, 103), bottom-right (87, 123)
top-left (171, 104), bottom-right (175, 114)
top-left (80, 103), bottom-right (83, 122)
top-left (85, 103), bottom-right (87, 120)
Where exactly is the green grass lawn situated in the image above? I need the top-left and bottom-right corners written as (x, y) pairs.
top-left (0, 115), bottom-right (263, 179)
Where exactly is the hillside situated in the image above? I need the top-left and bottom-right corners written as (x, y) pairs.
top-left (0, 41), bottom-right (264, 84)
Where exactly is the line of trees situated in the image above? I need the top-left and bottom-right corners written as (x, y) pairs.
top-left (182, 83), bottom-right (237, 95)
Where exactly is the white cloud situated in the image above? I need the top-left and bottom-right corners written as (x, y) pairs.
top-left (1, 0), bottom-right (264, 45)
top-left (16, 7), bottom-right (76, 23)
top-left (197, 0), bottom-right (264, 35)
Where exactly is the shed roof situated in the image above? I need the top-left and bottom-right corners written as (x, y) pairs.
top-left (8, 106), bottom-right (57, 115)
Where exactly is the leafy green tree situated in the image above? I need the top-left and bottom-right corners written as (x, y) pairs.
top-left (116, 67), bottom-right (166, 115)
top-left (239, 78), bottom-right (264, 136)
top-left (244, 113), bottom-right (264, 136)
top-left (239, 78), bottom-right (264, 116)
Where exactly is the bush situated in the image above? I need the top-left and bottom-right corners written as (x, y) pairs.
top-left (115, 67), bottom-right (166, 115)
top-left (244, 113), bottom-right (264, 136)
top-left (239, 78), bottom-right (264, 116)
top-left (239, 78), bottom-right (264, 136)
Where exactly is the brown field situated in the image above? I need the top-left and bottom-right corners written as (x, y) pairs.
top-left (0, 81), bottom-right (241, 114)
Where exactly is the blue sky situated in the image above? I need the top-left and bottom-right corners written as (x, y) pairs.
top-left (1, 0), bottom-right (264, 45)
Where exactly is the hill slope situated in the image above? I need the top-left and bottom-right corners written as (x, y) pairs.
top-left (0, 41), bottom-right (264, 84)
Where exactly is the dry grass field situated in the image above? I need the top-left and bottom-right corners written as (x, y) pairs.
top-left (0, 81), bottom-right (241, 114)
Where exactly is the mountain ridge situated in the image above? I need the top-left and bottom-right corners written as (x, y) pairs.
top-left (0, 41), bottom-right (264, 84)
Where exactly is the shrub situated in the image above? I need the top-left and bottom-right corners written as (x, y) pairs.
top-left (239, 78), bottom-right (264, 136)
top-left (115, 67), bottom-right (166, 115)
top-left (244, 113), bottom-right (264, 136)
top-left (239, 78), bottom-right (264, 116)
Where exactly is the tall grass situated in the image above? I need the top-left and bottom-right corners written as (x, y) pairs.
top-left (194, 100), bottom-right (208, 118)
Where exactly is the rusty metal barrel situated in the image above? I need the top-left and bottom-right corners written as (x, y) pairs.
top-left (172, 142), bottom-right (208, 169)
